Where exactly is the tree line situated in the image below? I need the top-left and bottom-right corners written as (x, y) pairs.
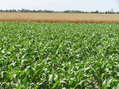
top-left (0, 9), bottom-right (119, 14)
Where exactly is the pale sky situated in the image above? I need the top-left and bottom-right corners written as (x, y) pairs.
top-left (0, 0), bottom-right (119, 11)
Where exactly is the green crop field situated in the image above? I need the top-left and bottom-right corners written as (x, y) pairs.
top-left (0, 22), bottom-right (119, 89)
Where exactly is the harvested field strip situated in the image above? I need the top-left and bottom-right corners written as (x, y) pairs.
top-left (0, 12), bottom-right (119, 24)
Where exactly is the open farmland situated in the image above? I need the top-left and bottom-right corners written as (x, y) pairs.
top-left (0, 22), bottom-right (119, 89)
top-left (0, 12), bottom-right (119, 24)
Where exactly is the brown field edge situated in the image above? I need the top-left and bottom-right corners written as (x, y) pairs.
top-left (0, 12), bottom-right (119, 24)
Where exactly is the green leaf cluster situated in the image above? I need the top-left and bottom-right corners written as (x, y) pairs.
top-left (0, 22), bottom-right (119, 89)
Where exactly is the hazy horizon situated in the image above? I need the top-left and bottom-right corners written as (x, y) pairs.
top-left (0, 0), bottom-right (119, 11)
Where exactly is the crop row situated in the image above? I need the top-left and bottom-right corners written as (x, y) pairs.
top-left (0, 22), bottom-right (119, 89)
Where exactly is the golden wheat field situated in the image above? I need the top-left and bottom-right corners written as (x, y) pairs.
top-left (0, 12), bottom-right (119, 23)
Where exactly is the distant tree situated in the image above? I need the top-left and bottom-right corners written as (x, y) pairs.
top-left (64, 10), bottom-right (83, 13)
top-left (0, 9), bottom-right (118, 14)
